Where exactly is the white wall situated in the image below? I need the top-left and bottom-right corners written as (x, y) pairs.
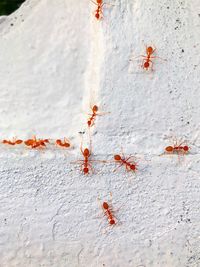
top-left (0, 0), bottom-right (200, 266)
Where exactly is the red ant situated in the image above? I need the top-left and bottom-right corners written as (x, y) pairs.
top-left (73, 134), bottom-right (106, 174)
top-left (130, 45), bottom-right (166, 71)
top-left (2, 138), bottom-right (23, 145)
top-left (114, 152), bottom-right (137, 172)
top-left (142, 46), bottom-right (156, 70)
top-left (24, 136), bottom-right (49, 149)
top-left (55, 138), bottom-right (70, 148)
top-left (87, 105), bottom-right (98, 127)
top-left (91, 0), bottom-right (104, 20)
top-left (74, 137), bottom-right (93, 174)
top-left (80, 145), bottom-right (92, 174)
top-left (98, 193), bottom-right (117, 226)
top-left (87, 105), bottom-right (109, 128)
top-left (164, 141), bottom-right (189, 155)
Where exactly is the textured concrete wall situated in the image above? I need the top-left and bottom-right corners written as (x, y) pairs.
top-left (0, 0), bottom-right (200, 266)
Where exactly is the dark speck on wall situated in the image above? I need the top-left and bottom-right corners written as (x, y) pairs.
top-left (182, 49), bottom-right (184, 52)
top-left (10, 23), bottom-right (14, 26)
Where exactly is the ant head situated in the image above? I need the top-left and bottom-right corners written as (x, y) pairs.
top-left (96, 0), bottom-right (102, 3)
top-left (103, 202), bottom-right (109, 210)
top-left (93, 105), bottom-right (98, 112)
top-left (165, 146), bottom-right (174, 152)
top-left (144, 61), bottom-right (150, 69)
top-left (87, 120), bottom-right (91, 127)
top-left (109, 219), bottom-right (116, 225)
top-left (183, 145), bottom-right (189, 152)
top-left (147, 46), bottom-right (153, 54)
top-left (84, 148), bottom-right (90, 156)
top-left (83, 167), bottom-right (89, 174)
top-left (114, 154), bottom-right (121, 161)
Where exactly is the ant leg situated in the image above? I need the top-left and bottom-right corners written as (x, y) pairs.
top-left (113, 162), bottom-right (123, 172)
top-left (152, 47), bottom-right (156, 54)
top-left (141, 59), bottom-right (147, 69)
top-left (104, 2), bottom-right (113, 6)
top-left (91, 0), bottom-right (98, 5)
top-left (145, 45), bottom-right (148, 54)
top-left (109, 192), bottom-right (113, 206)
top-left (89, 162), bottom-right (95, 174)
top-left (130, 55), bottom-right (146, 61)
top-left (148, 60), bottom-right (154, 71)
top-left (150, 56), bottom-right (167, 61)
top-left (174, 136), bottom-right (179, 148)
top-left (79, 133), bottom-right (86, 155)
top-left (120, 146), bottom-right (126, 159)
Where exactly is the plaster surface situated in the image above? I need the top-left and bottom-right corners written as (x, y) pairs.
top-left (0, 0), bottom-right (200, 266)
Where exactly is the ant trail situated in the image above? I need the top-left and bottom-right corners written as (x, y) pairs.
top-left (83, 2), bottom-right (105, 115)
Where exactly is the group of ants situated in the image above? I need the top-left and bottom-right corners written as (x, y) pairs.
top-left (91, 0), bottom-right (189, 226)
top-left (3, 0), bottom-right (190, 227)
top-left (2, 104), bottom-right (190, 227)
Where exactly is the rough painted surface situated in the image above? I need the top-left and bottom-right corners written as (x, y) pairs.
top-left (0, 0), bottom-right (200, 266)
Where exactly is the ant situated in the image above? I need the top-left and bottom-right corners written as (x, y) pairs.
top-left (114, 152), bottom-right (137, 172)
top-left (87, 105), bottom-right (98, 127)
top-left (98, 193), bottom-right (117, 226)
top-left (164, 140), bottom-right (189, 155)
top-left (80, 144), bottom-right (92, 174)
top-left (24, 136), bottom-right (49, 149)
top-left (142, 46), bottom-right (156, 70)
top-left (73, 134), bottom-right (106, 174)
top-left (91, 0), bottom-right (104, 20)
top-left (130, 45), bottom-right (166, 71)
top-left (55, 138), bottom-right (70, 148)
top-left (2, 138), bottom-right (23, 145)
top-left (87, 105), bottom-right (109, 128)
top-left (73, 136), bottom-right (93, 174)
